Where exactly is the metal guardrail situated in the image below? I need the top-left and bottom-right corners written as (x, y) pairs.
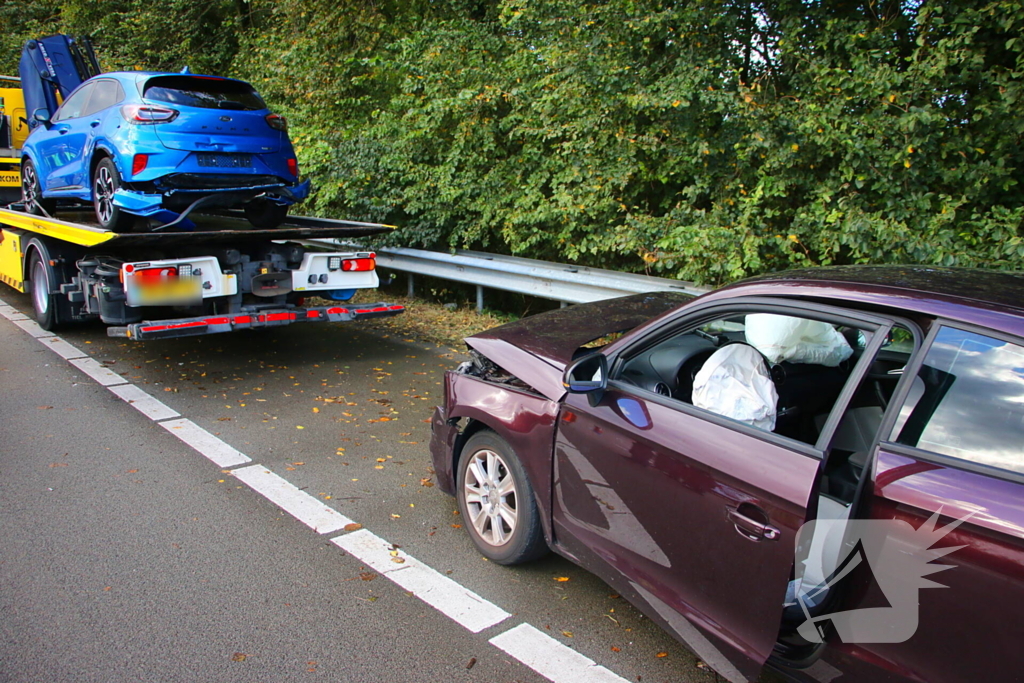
top-left (300, 239), bottom-right (708, 309)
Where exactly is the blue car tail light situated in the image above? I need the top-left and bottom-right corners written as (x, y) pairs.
top-left (121, 104), bottom-right (179, 124)
top-left (265, 113), bottom-right (287, 131)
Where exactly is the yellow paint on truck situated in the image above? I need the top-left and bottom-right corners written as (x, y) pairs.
top-left (0, 165), bottom-right (19, 187)
top-left (0, 84), bottom-right (28, 149)
top-left (0, 228), bottom-right (25, 292)
top-left (1, 83), bottom-right (26, 194)
top-left (0, 208), bottom-right (117, 248)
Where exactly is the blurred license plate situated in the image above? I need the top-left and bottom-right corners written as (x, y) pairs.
top-left (196, 153), bottom-right (252, 168)
top-left (133, 278), bottom-right (202, 305)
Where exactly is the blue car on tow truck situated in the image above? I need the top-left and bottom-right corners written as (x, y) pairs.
top-left (19, 36), bottom-right (309, 230)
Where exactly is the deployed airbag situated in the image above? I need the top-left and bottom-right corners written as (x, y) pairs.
top-left (692, 344), bottom-right (778, 431)
top-left (746, 314), bottom-right (853, 367)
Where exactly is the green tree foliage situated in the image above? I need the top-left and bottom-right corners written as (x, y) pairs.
top-left (4, 1), bottom-right (1022, 284)
top-left (0, 0), bottom-right (243, 76)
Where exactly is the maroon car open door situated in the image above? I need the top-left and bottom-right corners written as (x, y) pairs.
top-left (551, 386), bottom-right (820, 682)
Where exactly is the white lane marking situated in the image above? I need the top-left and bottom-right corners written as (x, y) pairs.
top-left (231, 464), bottom-right (353, 534)
top-left (107, 383), bottom-right (181, 421)
top-left (37, 336), bottom-right (89, 360)
top-left (13, 319), bottom-right (49, 338)
top-left (69, 357), bottom-right (129, 387)
top-left (0, 305), bottom-right (28, 321)
top-left (332, 529), bottom-right (510, 633)
top-left (159, 418), bottom-right (251, 468)
top-left (489, 623), bottom-right (630, 683)
top-left (0, 296), bottom-right (644, 683)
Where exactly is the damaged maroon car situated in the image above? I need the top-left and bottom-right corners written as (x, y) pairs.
top-left (429, 266), bottom-right (1024, 683)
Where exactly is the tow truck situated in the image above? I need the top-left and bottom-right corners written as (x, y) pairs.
top-left (0, 206), bottom-right (404, 340)
top-left (0, 36), bottom-right (403, 340)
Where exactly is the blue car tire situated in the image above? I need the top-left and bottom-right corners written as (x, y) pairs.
top-left (92, 158), bottom-right (134, 231)
top-left (21, 159), bottom-right (56, 216)
top-left (244, 198), bottom-right (289, 229)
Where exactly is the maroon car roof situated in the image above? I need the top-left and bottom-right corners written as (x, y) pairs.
top-left (736, 265), bottom-right (1024, 313)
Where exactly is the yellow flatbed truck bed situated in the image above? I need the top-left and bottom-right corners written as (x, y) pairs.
top-left (0, 205), bottom-right (404, 340)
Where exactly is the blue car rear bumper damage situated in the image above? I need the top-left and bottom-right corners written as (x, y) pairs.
top-left (112, 178), bottom-right (312, 214)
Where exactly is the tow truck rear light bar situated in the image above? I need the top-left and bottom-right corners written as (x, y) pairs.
top-left (341, 255), bottom-right (375, 272)
top-left (108, 302), bottom-right (405, 341)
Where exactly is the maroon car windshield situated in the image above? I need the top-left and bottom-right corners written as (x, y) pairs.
top-left (143, 76), bottom-right (266, 111)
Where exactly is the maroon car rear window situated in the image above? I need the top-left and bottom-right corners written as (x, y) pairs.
top-left (143, 76), bottom-right (266, 111)
top-left (893, 326), bottom-right (1024, 475)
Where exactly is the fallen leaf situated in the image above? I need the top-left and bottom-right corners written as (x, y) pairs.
top-left (391, 557), bottom-right (406, 564)
top-left (696, 660), bottom-right (709, 669)
top-left (611, 646), bottom-right (621, 652)
top-left (37, 406), bottom-right (53, 410)
top-left (554, 577), bottom-right (570, 582)
top-left (296, 425), bottom-right (305, 430)
top-left (232, 653), bottom-right (248, 662)
top-left (451, 524), bottom-right (462, 529)
top-left (126, 469), bottom-right (138, 474)
top-left (466, 657), bottom-right (477, 670)
top-left (656, 652), bottom-right (668, 658)
top-left (49, 463), bottom-right (69, 468)
top-left (420, 478), bottom-right (434, 487)
top-left (562, 631), bottom-right (574, 638)
top-left (390, 514), bottom-right (401, 519)
top-left (343, 523), bottom-right (363, 531)
top-left (312, 407), bottom-right (320, 413)
top-left (359, 572), bottom-right (376, 581)
top-left (376, 458), bottom-right (386, 462)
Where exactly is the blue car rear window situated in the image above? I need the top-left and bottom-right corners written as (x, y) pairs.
top-left (143, 76), bottom-right (266, 111)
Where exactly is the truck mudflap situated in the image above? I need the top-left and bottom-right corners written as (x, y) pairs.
top-left (108, 302), bottom-right (405, 341)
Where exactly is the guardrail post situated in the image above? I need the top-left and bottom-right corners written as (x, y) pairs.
top-left (476, 285), bottom-right (484, 313)
top-left (407, 273), bottom-right (415, 298)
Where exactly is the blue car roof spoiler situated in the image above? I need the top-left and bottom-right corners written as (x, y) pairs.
top-left (19, 34), bottom-right (101, 129)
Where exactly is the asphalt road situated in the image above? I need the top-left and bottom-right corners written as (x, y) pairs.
top-left (0, 290), bottom-right (720, 683)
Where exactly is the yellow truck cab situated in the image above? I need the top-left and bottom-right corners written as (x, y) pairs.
top-left (0, 76), bottom-right (26, 203)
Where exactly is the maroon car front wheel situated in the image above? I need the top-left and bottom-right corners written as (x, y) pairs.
top-left (457, 430), bottom-right (547, 565)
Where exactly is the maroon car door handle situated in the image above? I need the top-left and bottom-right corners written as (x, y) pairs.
top-left (727, 505), bottom-right (781, 542)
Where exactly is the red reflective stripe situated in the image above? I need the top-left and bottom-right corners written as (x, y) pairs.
top-left (388, 305), bottom-right (404, 311)
top-left (141, 321), bottom-right (208, 332)
top-left (355, 306), bottom-right (389, 314)
top-left (306, 310), bottom-right (320, 318)
top-left (326, 307), bottom-right (346, 315)
top-left (205, 317), bottom-right (231, 325)
top-left (234, 315), bottom-right (252, 324)
top-left (258, 312), bottom-right (297, 322)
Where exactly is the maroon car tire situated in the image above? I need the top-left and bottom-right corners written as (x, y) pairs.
top-left (456, 430), bottom-right (547, 565)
